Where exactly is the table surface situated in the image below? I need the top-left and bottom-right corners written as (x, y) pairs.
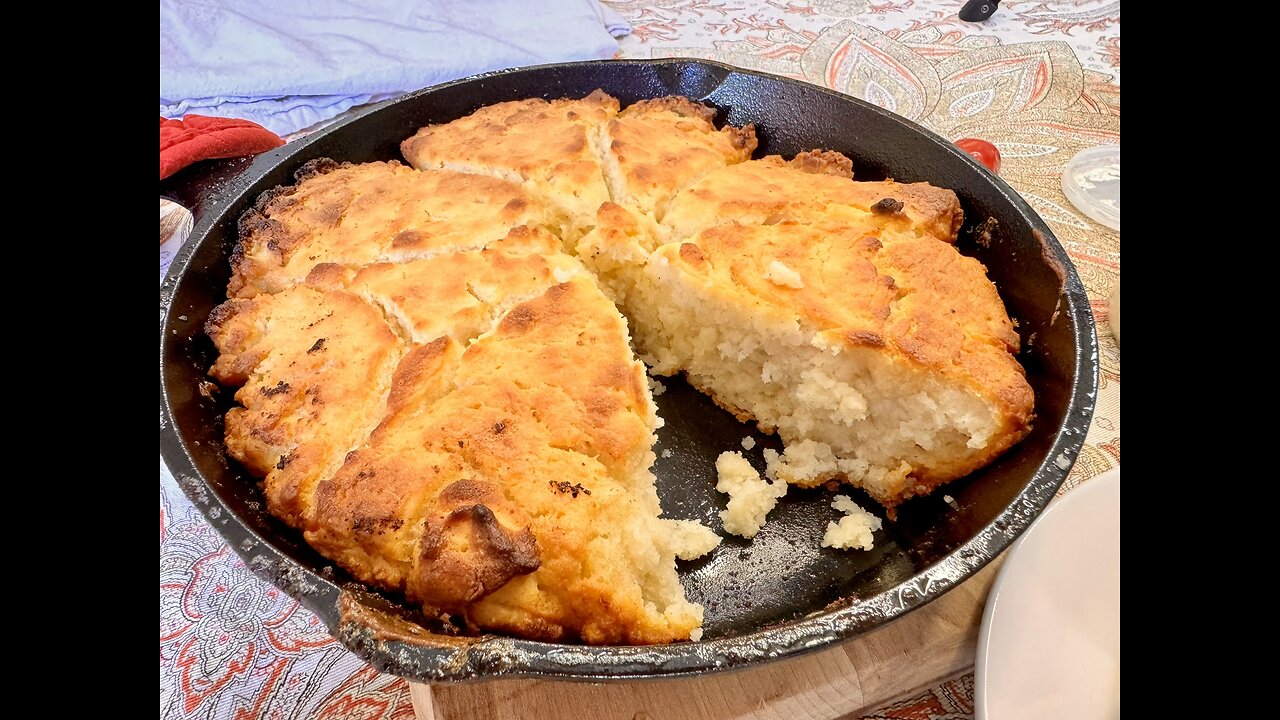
top-left (159, 2), bottom-right (1119, 718)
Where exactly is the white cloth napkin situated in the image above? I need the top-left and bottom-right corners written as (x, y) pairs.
top-left (160, 0), bottom-right (631, 136)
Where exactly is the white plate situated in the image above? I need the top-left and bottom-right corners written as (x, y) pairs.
top-left (1061, 144), bottom-right (1120, 231)
top-left (976, 467), bottom-right (1120, 720)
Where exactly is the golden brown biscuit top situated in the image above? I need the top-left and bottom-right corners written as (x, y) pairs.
top-left (303, 278), bottom-right (671, 641)
top-left (304, 226), bottom-right (581, 344)
top-left (400, 90), bottom-right (619, 179)
top-left (206, 284), bottom-right (406, 528)
top-left (603, 97), bottom-right (758, 219)
top-left (655, 220), bottom-right (1029, 416)
top-left (455, 279), bottom-right (654, 476)
top-left (662, 153), bottom-right (962, 243)
top-left (230, 159), bottom-right (550, 298)
top-left (399, 90), bottom-right (619, 221)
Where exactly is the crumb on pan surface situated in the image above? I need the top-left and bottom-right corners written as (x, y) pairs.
top-left (666, 519), bottom-right (722, 560)
top-left (821, 495), bottom-right (883, 551)
top-left (715, 451), bottom-right (787, 538)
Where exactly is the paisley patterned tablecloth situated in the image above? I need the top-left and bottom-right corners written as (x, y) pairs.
top-left (160, 2), bottom-right (1119, 717)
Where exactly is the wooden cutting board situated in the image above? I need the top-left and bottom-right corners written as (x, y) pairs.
top-left (409, 558), bottom-right (1000, 720)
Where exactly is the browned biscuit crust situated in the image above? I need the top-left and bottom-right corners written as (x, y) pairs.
top-left (205, 91), bottom-right (1033, 644)
top-left (229, 160), bottom-right (551, 298)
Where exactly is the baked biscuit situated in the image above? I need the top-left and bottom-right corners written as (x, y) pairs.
top-left (302, 279), bottom-right (705, 642)
top-left (212, 232), bottom-right (709, 642)
top-left (230, 159), bottom-right (553, 297)
top-left (400, 90), bottom-right (618, 230)
top-left (600, 96), bottom-right (757, 220)
top-left (662, 152), bottom-right (962, 243)
top-left (206, 285), bottom-right (405, 528)
top-left (304, 226), bottom-right (581, 344)
top-left (576, 145), bottom-right (1030, 512)
top-left (207, 91), bottom-right (1033, 645)
top-left (624, 219), bottom-right (1032, 510)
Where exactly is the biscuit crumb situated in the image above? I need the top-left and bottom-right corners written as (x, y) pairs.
top-left (665, 519), bottom-right (721, 560)
top-left (821, 495), bottom-right (882, 551)
top-left (716, 451), bottom-right (786, 538)
top-left (648, 375), bottom-right (666, 396)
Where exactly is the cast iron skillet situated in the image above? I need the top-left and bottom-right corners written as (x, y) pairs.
top-left (159, 59), bottom-right (1098, 682)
